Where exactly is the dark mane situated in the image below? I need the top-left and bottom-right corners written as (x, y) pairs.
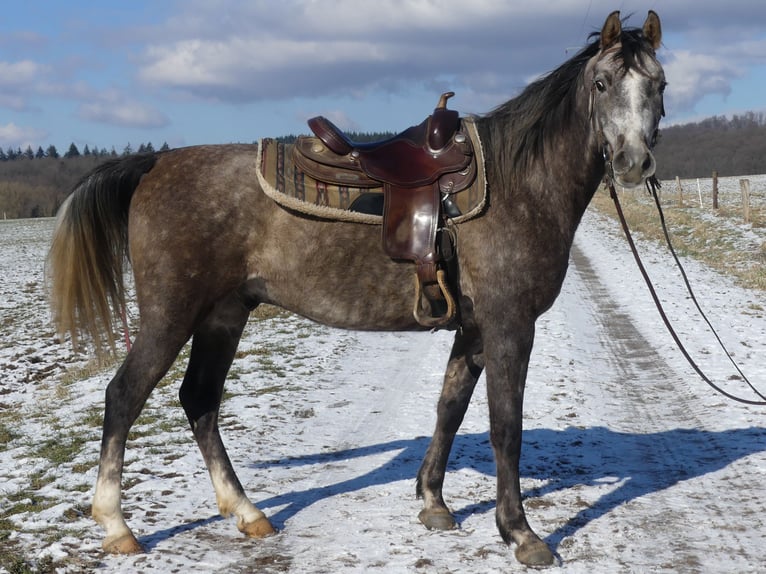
top-left (478, 26), bottom-right (657, 189)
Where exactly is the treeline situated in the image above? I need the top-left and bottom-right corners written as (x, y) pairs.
top-left (654, 111), bottom-right (766, 179)
top-left (0, 142), bottom-right (170, 219)
top-left (1, 141), bottom-right (170, 162)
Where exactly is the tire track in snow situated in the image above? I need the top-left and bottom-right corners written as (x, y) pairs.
top-left (568, 241), bottom-right (760, 572)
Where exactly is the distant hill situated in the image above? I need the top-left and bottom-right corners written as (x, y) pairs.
top-left (654, 112), bottom-right (766, 179)
top-left (0, 156), bottom-right (105, 219)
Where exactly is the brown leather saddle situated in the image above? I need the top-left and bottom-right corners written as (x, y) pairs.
top-left (295, 92), bottom-right (476, 328)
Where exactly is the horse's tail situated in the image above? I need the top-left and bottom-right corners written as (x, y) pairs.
top-left (47, 153), bottom-right (158, 356)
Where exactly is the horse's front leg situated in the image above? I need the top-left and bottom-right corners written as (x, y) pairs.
top-left (484, 321), bottom-right (554, 567)
top-left (417, 324), bottom-right (484, 530)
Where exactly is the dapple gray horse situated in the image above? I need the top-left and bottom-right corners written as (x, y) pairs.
top-left (48, 11), bottom-right (664, 566)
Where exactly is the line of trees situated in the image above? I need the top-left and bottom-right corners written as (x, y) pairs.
top-left (0, 141), bottom-right (170, 162)
top-left (0, 142), bottom-right (171, 219)
top-left (654, 112), bottom-right (766, 179)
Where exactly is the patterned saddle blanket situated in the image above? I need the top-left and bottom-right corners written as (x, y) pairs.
top-left (256, 118), bottom-right (486, 225)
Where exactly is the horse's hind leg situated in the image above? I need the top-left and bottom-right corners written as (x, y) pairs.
top-left (178, 293), bottom-right (276, 538)
top-left (93, 326), bottom-right (191, 553)
top-left (416, 324), bottom-right (483, 530)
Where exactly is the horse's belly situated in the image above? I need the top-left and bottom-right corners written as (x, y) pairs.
top-left (246, 252), bottom-right (423, 331)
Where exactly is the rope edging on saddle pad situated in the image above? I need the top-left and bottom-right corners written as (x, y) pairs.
top-left (255, 117), bottom-right (487, 225)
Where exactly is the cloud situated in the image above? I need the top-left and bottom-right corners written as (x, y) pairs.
top-left (132, 3), bottom-right (766, 126)
top-left (662, 50), bottom-right (739, 111)
top-left (77, 98), bottom-right (169, 129)
top-left (0, 123), bottom-right (48, 149)
top-left (135, 1), bottom-right (603, 104)
top-left (0, 60), bottom-right (48, 111)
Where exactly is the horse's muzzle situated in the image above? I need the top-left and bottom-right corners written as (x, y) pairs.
top-left (611, 144), bottom-right (656, 188)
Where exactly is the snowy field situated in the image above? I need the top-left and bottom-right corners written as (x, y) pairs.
top-left (1, 191), bottom-right (765, 573)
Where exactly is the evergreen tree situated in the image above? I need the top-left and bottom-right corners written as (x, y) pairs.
top-left (160, 142), bottom-right (170, 151)
top-left (123, 143), bottom-right (133, 156)
top-left (24, 146), bottom-right (34, 160)
top-left (83, 144), bottom-right (91, 156)
top-left (35, 146), bottom-right (45, 159)
top-left (46, 145), bottom-right (60, 159)
top-left (64, 143), bottom-right (81, 158)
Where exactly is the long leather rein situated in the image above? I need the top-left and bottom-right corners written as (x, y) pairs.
top-left (605, 173), bottom-right (766, 406)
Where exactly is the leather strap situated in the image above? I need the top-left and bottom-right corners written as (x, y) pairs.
top-left (607, 177), bottom-right (766, 405)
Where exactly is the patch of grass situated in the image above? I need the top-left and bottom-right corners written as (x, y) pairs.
top-left (59, 357), bottom-right (116, 386)
top-left (5, 490), bottom-right (57, 517)
top-left (591, 185), bottom-right (766, 290)
top-left (0, 517), bottom-right (16, 540)
top-left (0, 423), bottom-right (19, 450)
top-left (33, 435), bottom-right (86, 466)
top-left (250, 304), bottom-right (292, 322)
top-left (80, 406), bottom-right (103, 428)
top-left (71, 460), bottom-right (97, 474)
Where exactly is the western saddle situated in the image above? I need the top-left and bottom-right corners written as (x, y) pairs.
top-left (295, 92), bottom-right (476, 327)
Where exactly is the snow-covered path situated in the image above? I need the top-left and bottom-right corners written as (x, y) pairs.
top-left (1, 209), bottom-right (764, 573)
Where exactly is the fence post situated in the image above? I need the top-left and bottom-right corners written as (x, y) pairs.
top-left (676, 176), bottom-right (684, 207)
top-left (712, 170), bottom-right (719, 209)
top-left (740, 179), bottom-right (751, 223)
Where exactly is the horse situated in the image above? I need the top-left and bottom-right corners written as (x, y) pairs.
top-left (47, 10), bottom-right (665, 567)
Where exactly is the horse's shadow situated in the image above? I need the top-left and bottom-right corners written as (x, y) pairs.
top-left (248, 425), bottom-right (766, 552)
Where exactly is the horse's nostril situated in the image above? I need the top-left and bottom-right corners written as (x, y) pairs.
top-left (641, 154), bottom-right (654, 173)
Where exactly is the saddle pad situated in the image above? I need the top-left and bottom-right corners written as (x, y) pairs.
top-left (256, 118), bottom-right (486, 225)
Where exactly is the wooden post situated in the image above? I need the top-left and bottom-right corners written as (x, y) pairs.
top-left (697, 178), bottom-right (703, 208)
top-left (676, 176), bottom-right (684, 207)
top-left (712, 170), bottom-right (719, 209)
top-left (740, 179), bottom-right (751, 223)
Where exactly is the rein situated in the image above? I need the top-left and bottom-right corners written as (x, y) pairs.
top-left (605, 174), bottom-right (766, 406)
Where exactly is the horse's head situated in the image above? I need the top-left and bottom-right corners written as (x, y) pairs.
top-left (588, 11), bottom-right (665, 188)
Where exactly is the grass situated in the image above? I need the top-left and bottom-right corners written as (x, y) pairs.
top-left (33, 435), bottom-right (87, 466)
top-left (0, 423), bottom-right (19, 450)
top-left (590, 183), bottom-right (766, 291)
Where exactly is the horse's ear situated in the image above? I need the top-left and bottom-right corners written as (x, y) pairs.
top-left (600, 11), bottom-right (622, 49)
top-left (643, 10), bottom-right (662, 50)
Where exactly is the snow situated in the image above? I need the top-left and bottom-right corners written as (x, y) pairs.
top-left (0, 196), bottom-right (764, 573)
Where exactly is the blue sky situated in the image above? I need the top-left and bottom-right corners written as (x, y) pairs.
top-left (2, 1), bottom-right (766, 153)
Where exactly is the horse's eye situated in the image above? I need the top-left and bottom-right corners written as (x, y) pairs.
top-left (594, 79), bottom-right (606, 93)
top-left (659, 81), bottom-right (667, 95)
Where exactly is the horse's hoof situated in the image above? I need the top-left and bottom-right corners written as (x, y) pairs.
top-left (102, 533), bottom-right (144, 555)
top-left (418, 507), bottom-right (457, 531)
top-left (239, 516), bottom-right (277, 538)
top-left (515, 539), bottom-right (554, 567)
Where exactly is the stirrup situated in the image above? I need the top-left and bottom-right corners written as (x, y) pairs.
top-left (413, 269), bottom-right (456, 328)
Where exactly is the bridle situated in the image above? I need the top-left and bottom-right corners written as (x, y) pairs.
top-left (593, 55), bottom-right (766, 405)
top-left (588, 42), bottom-right (665, 178)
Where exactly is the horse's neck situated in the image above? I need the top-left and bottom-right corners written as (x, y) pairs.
top-left (547, 87), bottom-right (603, 199)
top-left (509, 90), bottom-right (604, 219)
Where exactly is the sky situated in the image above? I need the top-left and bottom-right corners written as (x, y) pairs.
top-left (2, 1), bottom-right (766, 154)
